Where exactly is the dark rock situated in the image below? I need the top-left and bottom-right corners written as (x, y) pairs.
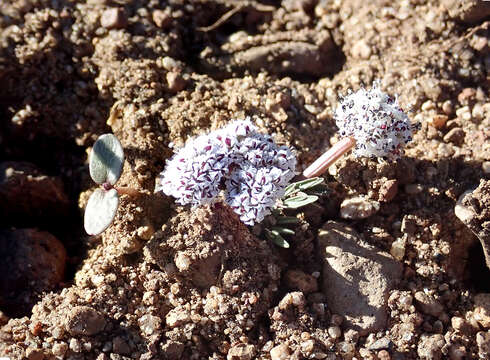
top-left (0, 229), bottom-right (66, 316)
top-left (65, 306), bottom-right (106, 336)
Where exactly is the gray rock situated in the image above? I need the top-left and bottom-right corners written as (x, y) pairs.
top-left (318, 221), bottom-right (402, 335)
top-left (340, 196), bottom-right (380, 220)
top-left (65, 306), bottom-right (106, 336)
top-left (414, 291), bottom-right (444, 317)
top-left (417, 334), bottom-right (445, 360)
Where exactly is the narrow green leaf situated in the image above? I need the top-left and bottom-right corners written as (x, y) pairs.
top-left (276, 216), bottom-right (301, 225)
top-left (271, 227), bottom-right (295, 235)
top-left (284, 182), bottom-right (297, 197)
top-left (265, 229), bottom-right (290, 248)
top-left (296, 177), bottom-right (324, 190)
top-left (283, 194), bottom-right (319, 209)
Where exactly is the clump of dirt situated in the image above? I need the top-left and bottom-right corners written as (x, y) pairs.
top-left (1, 0), bottom-right (490, 359)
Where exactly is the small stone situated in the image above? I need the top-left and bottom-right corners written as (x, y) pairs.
top-left (430, 114), bottom-right (448, 129)
top-left (166, 72), bottom-right (187, 92)
top-left (377, 349), bottom-right (391, 360)
top-left (139, 314), bottom-right (161, 335)
top-left (472, 103), bottom-right (484, 120)
top-left (474, 293), bottom-right (490, 328)
top-left (270, 343), bottom-right (291, 360)
top-left (65, 306), bottom-right (106, 336)
top-left (368, 337), bottom-right (392, 350)
top-left (442, 100), bottom-right (453, 115)
top-left (476, 331), bottom-right (490, 359)
top-left (379, 179), bottom-right (398, 202)
top-left (279, 292), bottom-right (306, 310)
top-left (414, 291), bottom-right (444, 317)
top-left (284, 269), bottom-right (318, 294)
top-left (455, 106), bottom-right (471, 121)
top-left (227, 343), bottom-right (256, 360)
top-left (26, 348), bottom-right (44, 360)
top-left (318, 221), bottom-right (402, 335)
top-left (443, 128), bottom-right (465, 145)
top-left (69, 338), bottom-right (82, 353)
top-left (100, 8), bottom-right (127, 29)
top-left (458, 88), bottom-right (476, 105)
top-left (422, 100), bottom-right (436, 111)
top-left (174, 252), bottom-right (191, 271)
top-left (166, 307), bottom-right (191, 328)
top-left (390, 237), bottom-right (406, 261)
top-left (328, 326), bottom-right (341, 339)
top-left (340, 196), bottom-right (380, 219)
top-left (417, 334), bottom-right (445, 360)
top-left (137, 225), bottom-right (154, 240)
top-left (482, 161), bottom-right (490, 174)
top-left (52, 342), bottom-right (68, 357)
top-left (152, 9), bottom-right (171, 29)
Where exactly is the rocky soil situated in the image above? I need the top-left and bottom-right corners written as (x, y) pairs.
top-left (0, 0), bottom-right (489, 359)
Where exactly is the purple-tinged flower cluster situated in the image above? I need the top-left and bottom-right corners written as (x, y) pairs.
top-left (156, 118), bottom-right (296, 225)
top-left (335, 83), bottom-right (419, 159)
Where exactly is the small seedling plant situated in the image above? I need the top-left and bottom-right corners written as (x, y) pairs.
top-left (84, 133), bottom-right (126, 236)
top-left (155, 118), bottom-right (326, 247)
top-left (303, 83), bottom-right (420, 178)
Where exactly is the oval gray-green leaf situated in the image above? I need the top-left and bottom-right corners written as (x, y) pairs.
top-left (89, 134), bottom-right (124, 185)
top-left (84, 188), bottom-right (119, 235)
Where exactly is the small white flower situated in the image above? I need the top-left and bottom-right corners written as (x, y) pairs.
top-left (335, 82), bottom-right (418, 159)
top-left (156, 118), bottom-right (297, 225)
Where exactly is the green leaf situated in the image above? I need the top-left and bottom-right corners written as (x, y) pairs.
top-left (276, 216), bottom-right (301, 225)
top-left (84, 188), bottom-right (119, 235)
top-left (89, 134), bottom-right (124, 185)
top-left (296, 177), bottom-right (324, 190)
top-left (284, 182), bottom-right (297, 197)
top-left (265, 229), bottom-right (290, 248)
top-left (283, 194), bottom-right (319, 209)
top-left (271, 226), bottom-right (295, 235)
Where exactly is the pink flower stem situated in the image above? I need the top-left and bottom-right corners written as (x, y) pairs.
top-left (302, 137), bottom-right (356, 178)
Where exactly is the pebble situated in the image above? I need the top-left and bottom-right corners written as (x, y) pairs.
top-left (390, 237), bottom-right (406, 261)
top-left (368, 337), bottom-right (392, 350)
top-left (328, 326), bottom-right (341, 339)
top-left (482, 161), bottom-right (490, 174)
top-left (270, 343), bottom-right (291, 360)
top-left (443, 128), bottom-right (465, 145)
top-left (284, 269), bottom-right (318, 294)
top-left (442, 100), bottom-right (453, 115)
top-left (166, 72), bottom-right (187, 92)
top-left (472, 103), bottom-right (484, 120)
top-left (458, 88), bottom-right (476, 105)
top-left (139, 314), bottom-right (161, 335)
top-left (449, 345), bottom-right (467, 360)
top-left (340, 196), bottom-right (380, 219)
top-left (166, 307), bottom-right (191, 328)
top-left (227, 343), bottom-right (256, 360)
top-left (455, 106), bottom-right (471, 121)
top-left (430, 114), bottom-right (448, 129)
top-left (417, 334), bottom-right (445, 359)
top-left (476, 331), bottom-right (490, 359)
top-left (52, 342), bottom-right (68, 357)
top-left (377, 349), bottom-right (391, 360)
top-left (100, 8), bottom-right (127, 29)
top-left (414, 291), bottom-right (444, 317)
top-left (174, 252), bottom-right (191, 271)
top-left (422, 100), bottom-right (436, 111)
top-left (69, 338), bottom-right (82, 353)
top-left (152, 9), bottom-right (172, 29)
top-left (65, 306), bottom-right (106, 336)
top-left (474, 293), bottom-right (490, 328)
top-left (379, 179), bottom-right (398, 202)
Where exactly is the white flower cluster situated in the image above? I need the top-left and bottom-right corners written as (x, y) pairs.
top-left (156, 118), bottom-right (296, 225)
top-left (335, 83), bottom-right (419, 159)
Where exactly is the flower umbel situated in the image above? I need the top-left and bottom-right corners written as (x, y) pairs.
top-left (336, 83), bottom-right (418, 159)
top-left (156, 118), bottom-right (296, 225)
